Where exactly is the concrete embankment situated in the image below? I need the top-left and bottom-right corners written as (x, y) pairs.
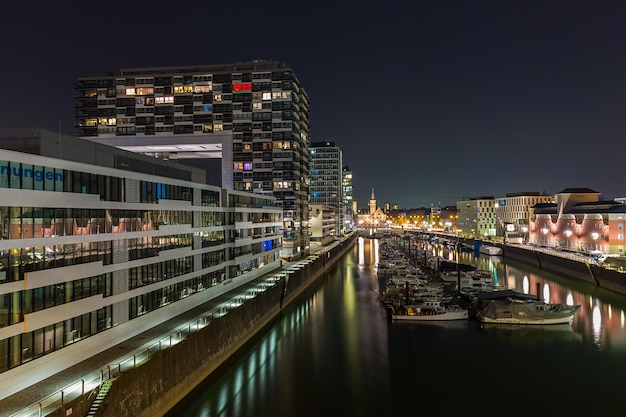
top-left (498, 244), bottom-right (626, 297)
top-left (85, 235), bottom-right (356, 417)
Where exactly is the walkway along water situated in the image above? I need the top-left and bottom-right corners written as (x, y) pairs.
top-left (85, 235), bottom-right (357, 417)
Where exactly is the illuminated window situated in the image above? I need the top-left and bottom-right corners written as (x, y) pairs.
top-left (243, 162), bottom-right (253, 171)
top-left (253, 103), bottom-right (262, 110)
top-left (173, 85), bottom-right (193, 94)
top-left (136, 87), bottom-right (154, 95)
top-left (85, 118), bottom-right (97, 126)
top-left (84, 90), bottom-right (97, 97)
top-left (272, 92), bottom-right (290, 99)
top-left (194, 85), bottom-right (212, 93)
top-left (232, 83), bottom-right (252, 91)
top-left (126, 88), bottom-right (136, 95)
top-left (214, 94), bottom-right (222, 101)
top-left (202, 124), bottom-right (213, 133)
top-left (145, 97), bottom-right (155, 105)
top-left (262, 92), bottom-right (271, 100)
top-left (164, 96), bottom-right (174, 104)
top-left (214, 123), bottom-right (223, 131)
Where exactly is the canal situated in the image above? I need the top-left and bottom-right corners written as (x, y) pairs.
top-left (166, 236), bottom-right (626, 417)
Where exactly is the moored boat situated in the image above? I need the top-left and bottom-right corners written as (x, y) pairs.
top-left (479, 245), bottom-right (503, 256)
top-left (476, 298), bottom-right (581, 325)
top-left (389, 300), bottom-right (469, 322)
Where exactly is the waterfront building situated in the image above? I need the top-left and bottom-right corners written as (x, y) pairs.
top-left (74, 60), bottom-right (310, 261)
top-left (310, 142), bottom-right (343, 237)
top-left (357, 189), bottom-right (386, 228)
top-left (456, 196), bottom-right (496, 238)
top-left (529, 188), bottom-right (626, 254)
top-left (309, 204), bottom-right (337, 246)
top-left (0, 129), bottom-right (283, 400)
top-left (494, 192), bottom-right (554, 242)
top-left (342, 166), bottom-right (354, 232)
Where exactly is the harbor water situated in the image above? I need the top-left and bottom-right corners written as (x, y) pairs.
top-left (166, 236), bottom-right (626, 417)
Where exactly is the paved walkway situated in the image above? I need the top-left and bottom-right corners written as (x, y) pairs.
top-left (1, 273), bottom-right (281, 417)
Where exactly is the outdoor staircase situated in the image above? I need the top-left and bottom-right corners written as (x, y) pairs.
top-left (86, 380), bottom-right (112, 416)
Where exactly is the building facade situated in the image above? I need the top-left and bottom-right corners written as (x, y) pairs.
top-left (529, 188), bottom-right (626, 254)
top-left (456, 196), bottom-right (496, 238)
top-left (310, 142), bottom-right (343, 236)
top-left (309, 204), bottom-right (337, 246)
top-left (494, 192), bottom-right (554, 242)
top-left (342, 166), bottom-right (354, 232)
top-left (358, 189), bottom-right (386, 228)
top-left (0, 130), bottom-right (283, 400)
top-left (74, 60), bottom-right (310, 261)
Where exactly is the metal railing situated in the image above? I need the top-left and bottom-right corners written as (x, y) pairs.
top-left (9, 275), bottom-right (286, 417)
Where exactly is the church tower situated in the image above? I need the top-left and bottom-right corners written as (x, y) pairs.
top-left (369, 188), bottom-right (376, 215)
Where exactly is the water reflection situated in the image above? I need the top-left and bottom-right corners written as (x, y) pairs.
top-left (168, 236), bottom-right (626, 417)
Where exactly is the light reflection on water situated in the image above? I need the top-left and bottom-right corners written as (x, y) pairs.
top-left (167, 237), bottom-right (626, 417)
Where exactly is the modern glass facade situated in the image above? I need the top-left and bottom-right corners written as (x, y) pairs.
top-left (310, 142), bottom-right (343, 236)
top-left (0, 131), bottom-right (283, 399)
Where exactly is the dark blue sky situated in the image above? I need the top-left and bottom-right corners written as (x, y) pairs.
top-left (1, 1), bottom-right (625, 209)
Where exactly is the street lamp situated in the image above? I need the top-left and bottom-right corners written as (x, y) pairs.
top-left (592, 232), bottom-right (599, 251)
top-left (565, 230), bottom-right (572, 249)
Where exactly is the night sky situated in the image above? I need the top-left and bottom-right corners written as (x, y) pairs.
top-left (1, 1), bottom-right (625, 209)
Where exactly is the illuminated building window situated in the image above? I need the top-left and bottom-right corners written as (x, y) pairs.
top-left (243, 162), bottom-right (252, 171)
top-left (262, 92), bottom-right (271, 100)
top-left (174, 85), bottom-right (193, 94)
top-left (155, 96), bottom-right (174, 104)
top-left (214, 123), bottom-right (223, 131)
top-left (272, 91), bottom-right (290, 99)
top-left (193, 85), bottom-right (212, 93)
top-left (85, 118), bottom-right (97, 127)
top-left (253, 103), bottom-right (262, 110)
top-left (125, 88), bottom-right (136, 95)
top-left (232, 83), bottom-right (252, 91)
top-left (136, 87), bottom-right (154, 95)
top-left (214, 94), bottom-right (222, 101)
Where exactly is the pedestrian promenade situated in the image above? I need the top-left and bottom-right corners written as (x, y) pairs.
top-left (2, 271), bottom-right (284, 417)
top-left (2, 236), bottom-right (347, 417)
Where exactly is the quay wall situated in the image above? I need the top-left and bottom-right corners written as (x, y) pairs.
top-left (422, 234), bottom-right (626, 297)
top-left (89, 235), bottom-right (357, 417)
top-left (489, 243), bottom-right (626, 297)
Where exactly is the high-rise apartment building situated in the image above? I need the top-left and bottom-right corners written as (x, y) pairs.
top-left (74, 60), bottom-right (310, 260)
top-left (310, 142), bottom-right (343, 236)
top-left (342, 166), bottom-right (354, 232)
